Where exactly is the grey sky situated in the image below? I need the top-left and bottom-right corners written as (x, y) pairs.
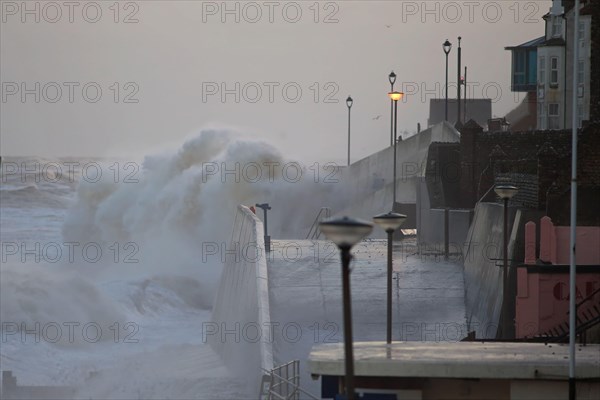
top-left (1, 1), bottom-right (548, 163)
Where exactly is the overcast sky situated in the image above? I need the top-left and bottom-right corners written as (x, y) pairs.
top-left (1, 1), bottom-right (549, 163)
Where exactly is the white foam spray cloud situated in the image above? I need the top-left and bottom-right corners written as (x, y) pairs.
top-left (1, 128), bottom-right (348, 398)
top-left (61, 128), bottom-right (346, 291)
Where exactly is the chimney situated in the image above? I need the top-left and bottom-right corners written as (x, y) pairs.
top-left (551, 0), bottom-right (564, 15)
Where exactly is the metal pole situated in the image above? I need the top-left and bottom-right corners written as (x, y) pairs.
top-left (464, 66), bottom-right (468, 123)
top-left (444, 208), bottom-right (449, 260)
top-left (457, 37), bottom-right (462, 125)
top-left (340, 247), bottom-right (355, 400)
top-left (390, 82), bottom-right (394, 147)
top-left (256, 203), bottom-right (271, 252)
top-left (393, 99), bottom-right (398, 206)
top-left (502, 197), bottom-right (509, 339)
top-left (263, 208), bottom-right (268, 236)
top-left (445, 52), bottom-right (449, 121)
top-left (569, 2), bottom-right (580, 399)
top-left (263, 207), bottom-right (270, 253)
top-left (387, 229), bottom-right (393, 344)
top-left (347, 105), bottom-right (351, 166)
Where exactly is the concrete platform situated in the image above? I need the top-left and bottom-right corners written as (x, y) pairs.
top-left (307, 342), bottom-right (600, 400)
top-left (308, 341), bottom-right (600, 380)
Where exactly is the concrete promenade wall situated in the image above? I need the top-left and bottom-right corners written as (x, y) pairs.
top-left (463, 202), bottom-right (520, 338)
top-left (417, 178), bottom-right (472, 253)
top-left (1, 371), bottom-right (75, 400)
top-left (334, 122), bottom-right (460, 231)
top-left (208, 205), bottom-right (273, 391)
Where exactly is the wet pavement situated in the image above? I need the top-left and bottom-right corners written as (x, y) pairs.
top-left (266, 237), bottom-right (466, 397)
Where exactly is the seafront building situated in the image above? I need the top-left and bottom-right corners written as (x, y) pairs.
top-left (505, 0), bottom-right (596, 130)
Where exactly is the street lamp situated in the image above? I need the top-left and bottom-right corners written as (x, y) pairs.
top-left (319, 216), bottom-right (373, 400)
top-left (347, 96), bottom-right (353, 166)
top-left (373, 212), bottom-right (407, 344)
top-left (443, 39), bottom-right (452, 122)
top-left (494, 184), bottom-right (518, 339)
top-left (388, 91), bottom-right (404, 206)
top-left (389, 71), bottom-right (397, 147)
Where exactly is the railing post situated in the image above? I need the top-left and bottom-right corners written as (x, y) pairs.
top-left (444, 208), bottom-right (450, 260)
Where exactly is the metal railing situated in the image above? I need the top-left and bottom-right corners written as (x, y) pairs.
top-left (537, 287), bottom-right (600, 343)
top-left (306, 207), bottom-right (331, 240)
top-left (260, 360), bottom-right (320, 400)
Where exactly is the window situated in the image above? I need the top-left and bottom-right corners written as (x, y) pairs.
top-left (578, 21), bottom-right (585, 41)
top-left (514, 51), bottom-right (526, 86)
top-left (552, 16), bottom-right (562, 37)
top-left (578, 60), bottom-right (585, 97)
top-left (548, 103), bottom-right (560, 130)
top-left (550, 57), bottom-right (559, 87)
top-left (511, 48), bottom-right (537, 91)
top-left (528, 50), bottom-right (537, 85)
top-left (577, 101), bottom-right (584, 128)
top-left (539, 56), bottom-right (546, 84)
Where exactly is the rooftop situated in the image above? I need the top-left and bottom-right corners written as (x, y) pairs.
top-left (504, 36), bottom-right (546, 50)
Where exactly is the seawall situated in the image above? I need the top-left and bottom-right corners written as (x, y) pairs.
top-left (463, 202), bottom-right (518, 338)
top-left (334, 122), bottom-right (460, 234)
top-left (208, 205), bottom-right (273, 391)
top-left (464, 202), bottom-right (545, 339)
top-left (416, 178), bottom-right (472, 253)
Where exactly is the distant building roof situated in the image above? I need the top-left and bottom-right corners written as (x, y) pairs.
top-left (541, 0), bottom-right (591, 17)
top-left (428, 99), bottom-right (492, 128)
top-left (505, 36), bottom-right (546, 50)
top-left (562, 0), bottom-right (586, 14)
top-left (580, 2), bottom-right (593, 15)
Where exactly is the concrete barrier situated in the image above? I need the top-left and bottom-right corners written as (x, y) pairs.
top-left (417, 178), bottom-right (472, 254)
top-left (1, 371), bottom-right (75, 400)
top-left (463, 203), bottom-right (524, 339)
top-left (208, 205), bottom-right (273, 391)
top-left (333, 122), bottom-right (460, 238)
top-left (463, 202), bottom-right (519, 339)
top-left (462, 203), bottom-right (547, 339)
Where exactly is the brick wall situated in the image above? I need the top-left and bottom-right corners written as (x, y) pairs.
top-left (457, 120), bottom-right (600, 225)
top-left (496, 173), bottom-right (539, 209)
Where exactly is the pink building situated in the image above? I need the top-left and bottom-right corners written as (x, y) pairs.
top-left (515, 217), bottom-right (600, 339)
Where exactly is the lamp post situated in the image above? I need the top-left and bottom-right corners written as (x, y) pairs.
top-left (494, 185), bottom-right (518, 339)
top-left (347, 96), bottom-right (353, 166)
top-left (389, 71), bottom-right (396, 147)
top-left (373, 212), bottom-right (407, 344)
top-left (255, 203), bottom-right (272, 252)
top-left (443, 39), bottom-right (452, 122)
top-left (319, 216), bottom-right (373, 400)
top-left (388, 91), bottom-right (403, 206)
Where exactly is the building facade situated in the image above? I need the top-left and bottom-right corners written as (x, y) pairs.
top-left (506, 0), bottom-right (593, 130)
